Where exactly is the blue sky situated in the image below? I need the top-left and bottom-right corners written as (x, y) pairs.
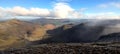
top-left (0, 0), bottom-right (53, 8)
top-left (0, 0), bottom-right (120, 19)
top-left (0, 0), bottom-right (119, 9)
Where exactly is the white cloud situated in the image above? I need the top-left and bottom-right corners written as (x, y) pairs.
top-left (0, 7), bottom-right (12, 18)
top-left (53, 2), bottom-right (74, 18)
top-left (98, 2), bottom-right (120, 8)
top-left (0, 7), bottom-right (3, 17)
top-left (71, 11), bottom-right (81, 18)
top-left (110, 2), bottom-right (120, 8)
top-left (0, 2), bottom-right (119, 19)
top-left (7, 6), bottom-right (51, 17)
top-left (95, 2), bottom-right (120, 19)
top-left (69, 9), bottom-right (86, 18)
top-left (9, 6), bottom-right (29, 15)
top-left (53, 2), bottom-right (86, 19)
top-left (0, 6), bottom-right (51, 19)
top-left (56, 0), bottom-right (72, 2)
top-left (98, 4), bottom-right (108, 8)
top-left (86, 12), bottom-right (120, 19)
top-left (29, 8), bottom-right (50, 16)
top-left (0, 2), bottom-right (85, 19)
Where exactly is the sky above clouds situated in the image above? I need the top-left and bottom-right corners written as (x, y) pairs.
top-left (0, 0), bottom-right (120, 19)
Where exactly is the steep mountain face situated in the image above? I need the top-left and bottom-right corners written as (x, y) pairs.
top-left (39, 20), bottom-right (120, 43)
top-left (37, 23), bottom-right (104, 43)
top-left (68, 23), bottom-right (105, 42)
top-left (0, 19), bottom-right (47, 50)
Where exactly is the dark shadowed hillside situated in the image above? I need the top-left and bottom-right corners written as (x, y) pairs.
top-left (37, 22), bottom-right (105, 43)
top-left (98, 33), bottom-right (120, 42)
top-left (34, 20), bottom-right (120, 44)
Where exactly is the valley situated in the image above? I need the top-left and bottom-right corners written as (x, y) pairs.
top-left (0, 19), bottom-right (120, 54)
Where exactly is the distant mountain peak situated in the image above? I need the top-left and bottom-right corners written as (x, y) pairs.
top-left (5, 19), bottom-right (24, 25)
top-left (8, 19), bottom-right (21, 22)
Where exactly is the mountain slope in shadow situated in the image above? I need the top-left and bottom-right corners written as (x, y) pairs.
top-left (36, 20), bottom-right (120, 44)
top-left (35, 23), bottom-right (105, 44)
top-left (98, 32), bottom-right (120, 42)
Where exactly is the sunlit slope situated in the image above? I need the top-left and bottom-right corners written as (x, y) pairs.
top-left (0, 19), bottom-right (48, 50)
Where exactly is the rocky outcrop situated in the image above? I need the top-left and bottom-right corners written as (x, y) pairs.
top-left (3, 43), bottom-right (120, 54)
